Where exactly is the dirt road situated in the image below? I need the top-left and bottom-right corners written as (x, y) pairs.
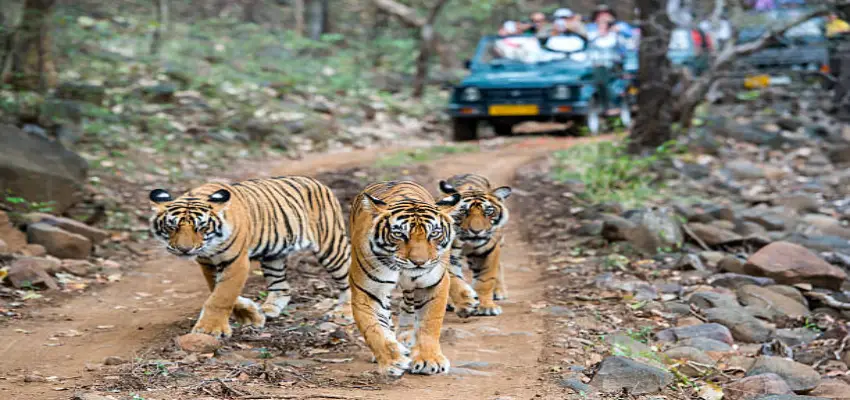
top-left (0, 136), bottom-right (610, 400)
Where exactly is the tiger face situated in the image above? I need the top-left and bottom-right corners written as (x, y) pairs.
top-left (362, 193), bottom-right (460, 270)
top-left (148, 187), bottom-right (233, 257)
top-left (439, 181), bottom-right (511, 241)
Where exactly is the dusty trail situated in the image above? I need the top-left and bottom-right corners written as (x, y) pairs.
top-left (0, 136), bottom-right (611, 399)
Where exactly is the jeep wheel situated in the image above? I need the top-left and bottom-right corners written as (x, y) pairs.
top-left (452, 118), bottom-right (478, 141)
top-left (492, 122), bottom-right (515, 137)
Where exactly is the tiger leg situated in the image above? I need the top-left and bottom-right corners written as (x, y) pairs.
top-left (201, 262), bottom-right (264, 327)
top-left (470, 244), bottom-right (503, 316)
top-left (493, 238), bottom-right (507, 300)
top-left (396, 289), bottom-right (416, 349)
top-left (259, 258), bottom-right (292, 318)
top-left (193, 254), bottom-right (251, 338)
top-left (410, 270), bottom-right (450, 375)
top-left (314, 246), bottom-right (353, 323)
top-left (350, 265), bottom-right (409, 377)
top-left (448, 252), bottom-right (479, 318)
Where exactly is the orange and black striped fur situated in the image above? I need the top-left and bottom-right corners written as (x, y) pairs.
top-left (349, 181), bottom-right (460, 377)
top-left (149, 177), bottom-right (351, 338)
top-left (439, 174), bottom-right (511, 316)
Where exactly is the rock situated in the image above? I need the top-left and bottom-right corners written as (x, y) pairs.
top-left (709, 273), bottom-right (776, 289)
top-left (765, 286), bottom-right (807, 306)
top-left (20, 244), bottom-right (47, 257)
top-left (775, 328), bottom-right (820, 347)
top-left (786, 234), bottom-right (850, 253)
top-left (827, 144), bottom-right (850, 164)
top-left (0, 124), bottom-right (88, 214)
top-left (742, 211), bottom-right (788, 231)
top-left (808, 379), bottom-right (850, 399)
top-left (719, 256), bottom-right (748, 274)
top-left (71, 393), bottom-right (114, 400)
top-left (777, 117), bottom-right (804, 131)
top-left (737, 221), bottom-right (769, 236)
top-left (559, 377), bottom-right (596, 394)
top-left (60, 259), bottom-right (96, 276)
top-left (141, 82), bottom-right (178, 103)
top-left (688, 222), bottom-right (743, 246)
top-left (663, 346), bottom-right (716, 376)
top-left (56, 82), bottom-right (106, 104)
top-left (6, 257), bottom-right (60, 290)
top-left (704, 308), bottom-right (775, 343)
top-left (688, 291), bottom-right (740, 309)
top-left (677, 337), bottom-right (734, 353)
top-left (624, 208), bottom-right (684, 254)
top-left (605, 334), bottom-right (656, 363)
top-left (0, 211), bottom-right (27, 253)
top-left (736, 285), bottom-right (810, 319)
top-left (589, 356), bottom-right (674, 394)
top-left (656, 323), bottom-right (734, 345)
top-left (700, 251), bottom-right (727, 268)
top-left (725, 373), bottom-right (794, 400)
top-left (103, 356), bottom-right (127, 365)
top-left (23, 374), bottom-right (47, 383)
top-left (676, 253), bottom-right (707, 271)
top-left (176, 333), bottom-right (222, 353)
top-left (754, 396), bottom-right (830, 400)
top-left (744, 242), bottom-right (846, 290)
top-left (727, 160), bottom-right (768, 180)
top-left (747, 356), bottom-right (821, 393)
top-left (775, 195), bottom-right (820, 214)
top-left (601, 214), bottom-right (635, 241)
top-left (24, 213), bottom-right (109, 243)
top-left (26, 223), bottom-right (91, 260)
top-left (801, 214), bottom-right (850, 240)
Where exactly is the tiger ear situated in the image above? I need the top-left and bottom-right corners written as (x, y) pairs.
top-left (439, 180), bottom-right (457, 194)
top-left (435, 193), bottom-right (461, 210)
top-left (208, 189), bottom-right (231, 204)
top-left (361, 193), bottom-right (387, 213)
top-left (492, 186), bottom-right (512, 200)
top-left (149, 189), bottom-right (173, 204)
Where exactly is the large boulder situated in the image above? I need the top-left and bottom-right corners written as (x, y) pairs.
top-left (589, 356), bottom-right (673, 394)
top-left (744, 242), bottom-right (846, 290)
top-left (24, 213), bottom-right (109, 243)
top-left (0, 124), bottom-right (88, 214)
top-left (746, 356), bottom-right (821, 393)
top-left (6, 257), bottom-right (60, 290)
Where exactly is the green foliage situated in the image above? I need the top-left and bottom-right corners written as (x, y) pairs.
top-left (551, 140), bottom-right (681, 208)
top-left (375, 144), bottom-right (478, 168)
top-left (3, 191), bottom-right (55, 214)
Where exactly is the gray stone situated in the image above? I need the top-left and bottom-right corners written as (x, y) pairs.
top-left (624, 208), bottom-right (684, 255)
top-left (725, 373), bottom-right (793, 400)
top-left (747, 356), bottom-right (821, 392)
top-left (656, 323), bottom-right (734, 345)
top-left (662, 346), bottom-right (715, 376)
top-left (709, 273), bottom-right (776, 289)
top-left (742, 211), bottom-right (788, 231)
top-left (801, 214), bottom-right (850, 240)
top-left (737, 285), bottom-right (810, 319)
top-left (754, 396), bottom-right (829, 400)
top-left (600, 214), bottom-right (635, 242)
top-left (775, 195), bottom-right (820, 213)
top-left (719, 256), bottom-right (748, 274)
top-left (559, 377), bottom-right (596, 394)
top-left (687, 222), bottom-right (743, 246)
top-left (704, 308), bottom-right (775, 343)
top-left (589, 356), bottom-right (674, 394)
top-left (688, 291), bottom-right (740, 310)
top-left (26, 223), bottom-right (91, 260)
top-left (6, 257), bottom-right (60, 290)
top-left (0, 124), bottom-right (88, 214)
top-left (676, 337), bottom-right (734, 353)
top-left (775, 328), bottom-right (820, 347)
top-left (24, 213), bottom-right (109, 243)
top-left (727, 160), bottom-right (767, 180)
top-left (676, 253), bottom-right (707, 271)
top-left (786, 233), bottom-right (850, 253)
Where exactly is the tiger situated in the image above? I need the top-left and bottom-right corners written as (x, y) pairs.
top-left (438, 173), bottom-right (512, 317)
top-left (348, 180), bottom-right (461, 377)
top-left (148, 176), bottom-right (352, 338)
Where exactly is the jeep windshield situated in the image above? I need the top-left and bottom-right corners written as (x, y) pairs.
top-left (738, 8), bottom-right (825, 43)
top-left (475, 35), bottom-right (580, 66)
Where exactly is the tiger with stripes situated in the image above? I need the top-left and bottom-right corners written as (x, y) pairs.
top-left (148, 176), bottom-right (351, 338)
top-left (349, 181), bottom-right (461, 377)
top-left (438, 174), bottom-right (512, 316)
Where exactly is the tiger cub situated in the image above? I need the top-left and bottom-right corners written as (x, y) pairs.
top-left (438, 174), bottom-right (512, 316)
top-left (149, 176), bottom-right (351, 338)
top-left (349, 181), bottom-right (460, 377)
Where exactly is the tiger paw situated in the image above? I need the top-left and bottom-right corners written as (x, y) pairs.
top-left (397, 329), bottom-right (415, 349)
top-left (192, 315), bottom-right (233, 338)
top-left (232, 297), bottom-right (266, 328)
top-left (493, 289), bottom-right (507, 301)
top-left (474, 303), bottom-right (502, 316)
top-left (261, 292), bottom-right (291, 318)
top-left (410, 351), bottom-right (450, 375)
top-left (377, 354), bottom-right (412, 377)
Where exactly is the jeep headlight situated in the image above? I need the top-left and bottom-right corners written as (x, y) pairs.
top-left (551, 84), bottom-right (570, 100)
top-left (462, 87), bottom-right (481, 102)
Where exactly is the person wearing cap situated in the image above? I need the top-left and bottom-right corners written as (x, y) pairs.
top-left (552, 8), bottom-right (587, 37)
top-left (525, 11), bottom-right (551, 39)
top-left (586, 4), bottom-right (634, 39)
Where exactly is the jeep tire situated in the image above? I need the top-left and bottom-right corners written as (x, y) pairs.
top-left (452, 118), bottom-right (478, 141)
top-left (492, 121), bottom-right (515, 137)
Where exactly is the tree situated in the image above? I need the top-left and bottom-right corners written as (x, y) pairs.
top-left (629, 0), bottom-right (675, 154)
top-left (372, 0), bottom-right (455, 70)
top-left (150, 0), bottom-right (169, 55)
top-left (1, 0), bottom-right (57, 92)
top-left (294, 0), bottom-right (305, 36)
top-left (307, 0), bottom-right (325, 40)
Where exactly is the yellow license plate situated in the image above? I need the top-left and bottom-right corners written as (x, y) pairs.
top-left (744, 74), bottom-right (770, 89)
top-left (489, 104), bottom-right (539, 116)
top-left (628, 87), bottom-right (639, 95)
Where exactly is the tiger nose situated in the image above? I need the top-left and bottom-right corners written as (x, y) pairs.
top-left (410, 259), bottom-right (427, 266)
top-left (469, 228), bottom-right (483, 235)
top-left (174, 244), bottom-right (194, 254)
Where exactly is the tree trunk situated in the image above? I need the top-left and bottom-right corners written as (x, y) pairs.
top-left (308, 0), bottom-right (324, 40)
top-left (243, 0), bottom-right (259, 23)
top-left (628, 0), bottom-right (674, 154)
top-left (294, 0), bottom-right (305, 36)
top-left (372, 0), bottom-right (457, 69)
top-left (3, 0), bottom-right (57, 92)
top-left (321, 0), bottom-right (331, 34)
top-left (412, 0), bottom-right (449, 98)
top-left (150, 0), bottom-right (168, 55)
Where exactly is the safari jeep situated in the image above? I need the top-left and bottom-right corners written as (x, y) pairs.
top-left (448, 29), bottom-right (710, 140)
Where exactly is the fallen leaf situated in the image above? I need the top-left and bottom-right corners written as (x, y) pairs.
top-left (0, 267), bottom-right (8, 282)
top-left (22, 291), bottom-right (43, 300)
top-left (698, 383), bottom-right (723, 400)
